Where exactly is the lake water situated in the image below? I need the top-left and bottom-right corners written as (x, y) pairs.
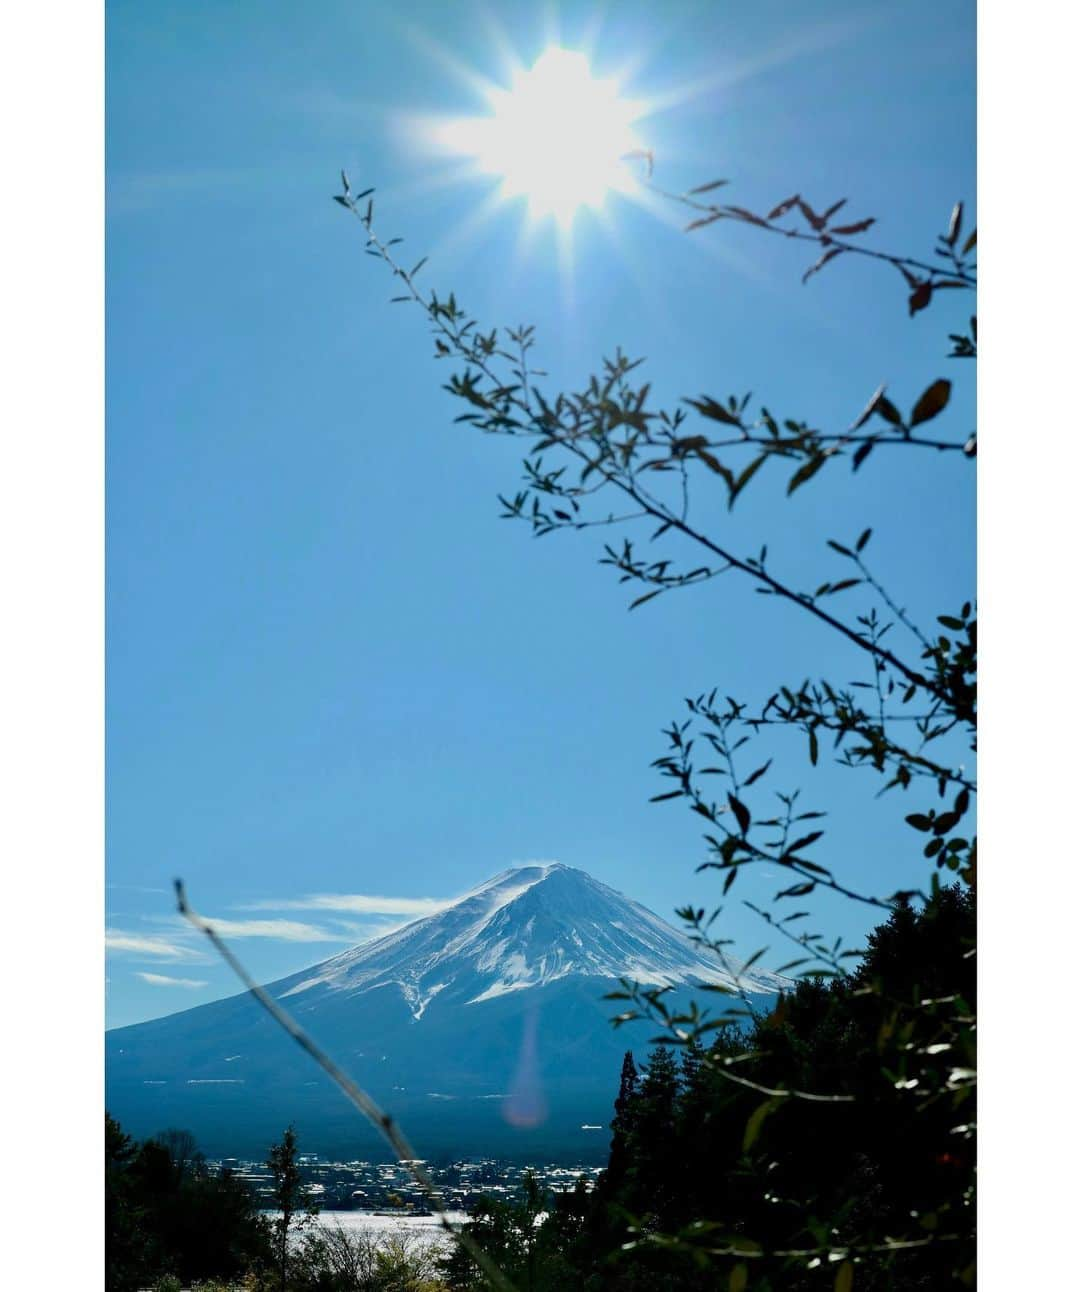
top-left (265, 1208), bottom-right (468, 1249)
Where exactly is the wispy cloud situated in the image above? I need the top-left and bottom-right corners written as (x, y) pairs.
top-left (136, 972), bottom-right (209, 989)
top-left (106, 930), bottom-right (202, 960)
top-left (197, 917), bottom-right (352, 943)
top-left (238, 893), bottom-right (445, 917)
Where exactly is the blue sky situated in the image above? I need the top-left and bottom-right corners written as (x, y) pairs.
top-left (106, 0), bottom-right (975, 1028)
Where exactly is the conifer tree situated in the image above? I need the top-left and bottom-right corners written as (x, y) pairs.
top-left (267, 1124), bottom-right (319, 1290)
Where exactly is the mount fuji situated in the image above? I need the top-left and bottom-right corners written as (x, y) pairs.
top-left (106, 864), bottom-right (783, 1159)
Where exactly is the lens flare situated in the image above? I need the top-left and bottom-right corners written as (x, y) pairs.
top-left (503, 1008), bottom-right (548, 1128)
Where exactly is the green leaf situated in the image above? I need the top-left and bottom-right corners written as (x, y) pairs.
top-left (910, 379), bottom-right (952, 426)
top-left (834, 1260), bottom-right (855, 1292)
top-left (687, 395), bottom-right (741, 426)
top-left (808, 729), bottom-right (819, 765)
top-left (787, 454), bottom-right (827, 496)
top-left (856, 528), bottom-right (872, 552)
top-left (728, 454), bottom-right (768, 509)
top-left (629, 589), bottom-right (664, 611)
top-left (962, 229), bottom-right (977, 255)
top-left (827, 540), bottom-right (854, 557)
top-left (743, 1097), bottom-right (780, 1151)
top-left (905, 813), bottom-right (932, 832)
top-left (729, 1264), bottom-right (749, 1292)
top-left (777, 881), bottom-right (816, 898)
top-left (688, 178), bottom-right (730, 194)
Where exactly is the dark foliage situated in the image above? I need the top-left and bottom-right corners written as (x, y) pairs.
top-left (268, 1123), bottom-right (322, 1289)
top-left (105, 1113), bottom-right (273, 1290)
top-left (334, 158), bottom-right (976, 1288)
top-left (447, 888), bottom-right (973, 1290)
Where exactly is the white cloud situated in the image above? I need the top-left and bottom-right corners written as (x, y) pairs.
top-left (136, 972), bottom-right (208, 989)
top-left (105, 930), bottom-right (201, 960)
top-left (238, 893), bottom-right (446, 917)
top-left (198, 916), bottom-right (351, 943)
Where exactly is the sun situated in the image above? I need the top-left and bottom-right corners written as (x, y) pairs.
top-left (437, 47), bottom-right (646, 225)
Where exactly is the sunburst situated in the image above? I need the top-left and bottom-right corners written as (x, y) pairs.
top-left (435, 47), bottom-right (649, 226)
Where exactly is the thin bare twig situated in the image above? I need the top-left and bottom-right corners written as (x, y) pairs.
top-left (175, 880), bottom-right (518, 1292)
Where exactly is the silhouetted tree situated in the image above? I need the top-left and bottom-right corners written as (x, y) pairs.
top-left (104, 1114), bottom-right (271, 1290)
top-left (268, 1123), bottom-right (320, 1290)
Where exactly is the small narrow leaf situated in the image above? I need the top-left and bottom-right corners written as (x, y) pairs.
top-left (687, 396), bottom-right (741, 426)
top-left (856, 527), bottom-right (872, 552)
top-left (852, 441), bottom-right (874, 471)
top-left (787, 454), bottom-right (827, 496)
top-left (910, 379), bottom-right (952, 426)
top-left (831, 217), bottom-right (876, 235)
top-left (767, 195), bottom-right (800, 220)
top-left (946, 201), bottom-right (964, 246)
top-left (688, 178), bottom-right (730, 194)
top-left (728, 454), bottom-right (768, 509)
top-left (802, 246), bottom-right (843, 283)
top-left (851, 383), bottom-right (887, 430)
top-left (728, 794), bottom-right (751, 834)
top-left (685, 212), bottom-right (726, 232)
top-left (743, 1098), bottom-right (780, 1151)
top-left (875, 395), bottom-right (903, 426)
top-left (909, 280), bottom-right (933, 315)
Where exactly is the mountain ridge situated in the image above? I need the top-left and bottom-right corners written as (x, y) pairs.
top-left (272, 863), bottom-right (784, 1020)
top-left (106, 865), bottom-right (783, 1157)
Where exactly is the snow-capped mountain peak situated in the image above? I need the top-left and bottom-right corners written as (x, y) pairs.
top-left (277, 863), bottom-right (783, 1019)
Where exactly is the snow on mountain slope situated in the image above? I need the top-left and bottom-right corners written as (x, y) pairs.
top-left (274, 863), bottom-right (784, 1019)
